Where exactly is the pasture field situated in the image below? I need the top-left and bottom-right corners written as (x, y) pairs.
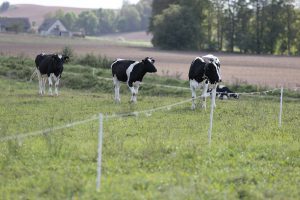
top-left (0, 33), bottom-right (300, 88)
top-left (0, 63), bottom-right (300, 199)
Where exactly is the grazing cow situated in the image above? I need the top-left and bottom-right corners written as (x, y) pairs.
top-left (32, 53), bottom-right (69, 96)
top-left (111, 57), bottom-right (157, 103)
top-left (189, 54), bottom-right (222, 110)
top-left (208, 85), bottom-right (239, 100)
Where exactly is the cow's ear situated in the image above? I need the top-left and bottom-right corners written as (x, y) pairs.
top-left (63, 56), bottom-right (69, 63)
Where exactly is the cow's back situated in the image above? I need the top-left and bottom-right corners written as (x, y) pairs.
top-left (38, 56), bottom-right (54, 75)
top-left (111, 59), bottom-right (136, 82)
top-left (35, 54), bottom-right (47, 68)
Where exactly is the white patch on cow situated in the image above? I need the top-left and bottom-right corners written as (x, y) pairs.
top-left (203, 54), bottom-right (215, 62)
top-left (147, 58), bottom-right (154, 64)
top-left (212, 62), bottom-right (222, 81)
top-left (194, 57), bottom-right (205, 63)
top-left (190, 79), bottom-right (200, 89)
top-left (218, 85), bottom-right (225, 89)
top-left (113, 75), bottom-right (121, 103)
top-left (58, 54), bottom-right (62, 59)
top-left (111, 59), bottom-right (124, 68)
top-left (126, 61), bottom-right (139, 82)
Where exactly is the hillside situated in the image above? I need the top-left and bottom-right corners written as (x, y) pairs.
top-left (0, 4), bottom-right (92, 26)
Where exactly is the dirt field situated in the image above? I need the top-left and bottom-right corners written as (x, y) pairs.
top-left (0, 33), bottom-right (299, 88)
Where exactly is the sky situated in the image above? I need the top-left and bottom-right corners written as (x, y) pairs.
top-left (0, 0), bottom-right (140, 9)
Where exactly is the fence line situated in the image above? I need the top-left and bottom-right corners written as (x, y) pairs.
top-left (96, 76), bottom-right (286, 95)
top-left (0, 115), bottom-right (98, 142)
top-left (0, 98), bottom-right (194, 142)
top-left (0, 87), bottom-right (283, 143)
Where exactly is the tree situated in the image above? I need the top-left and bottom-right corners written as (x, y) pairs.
top-left (149, 0), bottom-right (179, 32)
top-left (117, 4), bottom-right (141, 32)
top-left (62, 12), bottom-right (78, 31)
top-left (235, 0), bottom-right (253, 53)
top-left (77, 11), bottom-right (99, 35)
top-left (212, 0), bottom-right (226, 51)
top-left (136, 0), bottom-right (153, 30)
top-left (151, 4), bottom-right (203, 49)
top-left (0, 1), bottom-right (10, 12)
top-left (95, 9), bottom-right (117, 34)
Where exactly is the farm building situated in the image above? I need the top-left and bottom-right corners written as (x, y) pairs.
top-left (38, 19), bottom-right (71, 37)
top-left (0, 17), bottom-right (31, 33)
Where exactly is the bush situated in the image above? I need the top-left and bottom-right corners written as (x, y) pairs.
top-left (76, 53), bottom-right (112, 69)
top-left (60, 46), bottom-right (75, 61)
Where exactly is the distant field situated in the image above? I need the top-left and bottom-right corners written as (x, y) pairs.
top-left (0, 33), bottom-right (300, 88)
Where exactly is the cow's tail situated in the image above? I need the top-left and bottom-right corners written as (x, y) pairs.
top-left (29, 68), bottom-right (38, 82)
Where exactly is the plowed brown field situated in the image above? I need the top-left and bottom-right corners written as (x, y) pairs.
top-left (0, 33), bottom-right (299, 88)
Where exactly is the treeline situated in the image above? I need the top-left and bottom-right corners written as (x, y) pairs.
top-left (149, 0), bottom-right (300, 55)
top-left (45, 0), bottom-right (152, 35)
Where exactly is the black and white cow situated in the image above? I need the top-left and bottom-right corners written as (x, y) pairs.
top-left (189, 54), bottom-right (222, 110)
top-left (111, 57), bottom-right (157, 103)
top-left (208, 85), bottom-right (239, 100)
top-left (32, 53), bottom-right (69, 96)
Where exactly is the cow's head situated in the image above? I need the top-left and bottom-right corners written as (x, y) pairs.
top-left (52, 54), bottom-right (69, 75)
top-left (142, 57), bottom-right (157, 73)
top-left (229, 93), bottom-right (239, 99)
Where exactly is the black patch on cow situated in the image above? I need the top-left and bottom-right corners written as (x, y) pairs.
top-left (111, 60), bottom-right (136, 82)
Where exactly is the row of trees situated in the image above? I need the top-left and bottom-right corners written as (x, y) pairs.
top-left (46, 0), bottom-right (152, 35)
top-left (150, 0), bottom-right (300, 55)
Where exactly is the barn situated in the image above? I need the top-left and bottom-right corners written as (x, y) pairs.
top-left (38, 19), bottom-right (71, 37)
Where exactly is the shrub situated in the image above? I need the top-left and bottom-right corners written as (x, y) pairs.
top-left (76, 53), bottom-right (112, 69)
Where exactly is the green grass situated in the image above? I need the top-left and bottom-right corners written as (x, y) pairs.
top-left (0, 74), bottom-right (299, 199)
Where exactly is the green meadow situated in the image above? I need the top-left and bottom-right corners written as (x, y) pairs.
top-left (0, 56), bottom-right (299, 199)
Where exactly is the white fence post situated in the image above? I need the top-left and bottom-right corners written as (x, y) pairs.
top-left (279, 87), bottom-right (283, 127)
top-left (96, 113), bottom-right (103, 191)
top-left (208, 91), bottom-right (215, 147)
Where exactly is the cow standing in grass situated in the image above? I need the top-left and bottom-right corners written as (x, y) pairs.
top-left (189, 54), bottom-right (222, 110)
top-left (31, 53), bottom-right (69, 96)
top-left (111, 57), bottom-right (157, 103)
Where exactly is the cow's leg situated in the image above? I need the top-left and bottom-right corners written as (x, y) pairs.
top-left (41, 76), bottom-right (47, 95)
top-left (48, 75), bottom-right (53, 96)
top-left (37, 71), bottom-right (43, 95)
top-left (54, 75), bottom-right (60, 96)
top-left (211, 84), bottom-right (217, 108)
top-left (113, 76), bottom-right (121, 103)
top-left (189, 80), bottom-right (197, 110)
top-left (132, 82), bottom-right (140, 102)
top-left (201, 81), bottom-right (209, 109)
top-left (129, 86), bottom-right (136, 103)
